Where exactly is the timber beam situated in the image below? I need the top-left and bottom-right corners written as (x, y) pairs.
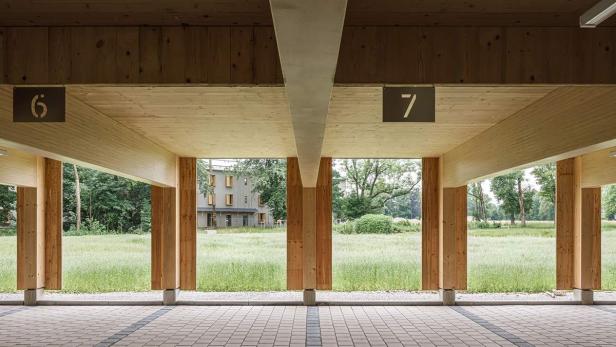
top-left (581, 147), bottom-right (616, 187)
top-left (442, 86), bottom-right (616, 187)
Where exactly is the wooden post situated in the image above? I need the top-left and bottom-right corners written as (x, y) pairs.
top-left (302, 187), bottom-right (317, 290)
top-left (556, 158), bottom-right (581, 289)
top-left (316, 157), bottom-right (332, 290)
top-left (287, 157), bottom-right (303, 290)
top-left (179, 157), bottom-right (196, 290)
top-left (578, 187), bottom-right (601, 290)
top-left (422, 158), bottom-right (440, 290)
top-left (440, 186), bottom-right (467, 291)
top-left (44, 158), bottom-right (63, 290)
top-left (151, 185), bottom-right (179, 291)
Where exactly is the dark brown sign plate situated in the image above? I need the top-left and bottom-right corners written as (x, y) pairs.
top-left (13, 87), bottom-right (65, 123)
top-left (383, 86), bottom-right (435, 122)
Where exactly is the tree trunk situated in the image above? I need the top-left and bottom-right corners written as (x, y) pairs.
top-left (517, 177), bottom-right (526, 227)
top-left (510, 213), bottom-right (516, 225)
top-left (73, 164), bottom-right (81, 231)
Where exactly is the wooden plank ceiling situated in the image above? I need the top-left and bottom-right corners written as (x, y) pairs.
top-left (1, 0), bottom-right (613, 26)
top-left (68, 85), bottom-right (557, 159)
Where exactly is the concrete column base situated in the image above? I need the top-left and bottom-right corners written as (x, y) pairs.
top-left (303, 289), bottom-right (316, 306)
top-left (163, 289), bottom-right (180, 305)
top-left (574, 289), bottom-right (593, 305)
top-left (439, 289), bottom-right (455, 306)
top-left (24, 288), bottom-right (44, 306)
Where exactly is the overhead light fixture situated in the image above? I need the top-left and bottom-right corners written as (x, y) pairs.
top-left (580, 0), bottom-right (616, 28)
top-left (0, 148), bottom-right (7, 157)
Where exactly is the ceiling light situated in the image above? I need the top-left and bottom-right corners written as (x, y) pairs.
top-left (0, 148), bottom-right (7, 157)
top-left (580, 0), bottom-right (616, 28)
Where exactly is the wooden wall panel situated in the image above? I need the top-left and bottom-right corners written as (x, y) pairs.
top-left (316, 158), bottom-right (332, 290)
top-left (231, 27), bottom-right (255, 83)
top-left (421, 158), bottom-right (440, 290)
top-left (151, 185), bottom-right (163, 290)
top-left (44, 158), bottom-right (62, 290)
top-left (207, 27), bottom-right (231, 83)
top-left (286, 157), bottom-right (303, 290)
top-left (139, 27), bottom-right (162, 83)
top-left (179, 158), bottom-right (197, 290)
top-left (0, 148), bottom-right (38, 188)
top-left (6, 27), bottom-right (49, 84)
top-left (440, 186), bottom-right (467, 290)
top-left (579, 187), bottom-right (601, 290)
top-left (556, 158), bottom-right (581, 290)
top-left (254, 26), bottom-right (283, 84)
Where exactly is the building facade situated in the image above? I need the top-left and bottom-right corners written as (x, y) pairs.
top-left (197, 169), bottom-right (273, 228)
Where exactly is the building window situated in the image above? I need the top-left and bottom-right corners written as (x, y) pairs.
top-left (244, 195), bottom-right (248, 204)
top-left (244, 177), bottom-right (248, 186)
top-left (207, 213), bottom-right (214, 227)
top-left (258, 213), bottom-right (266, 224)
top-left (242, 215), bottom-right (248, 226)
top-left (209, 174), bottom-right (216, 187)
top-left (208, 194), bottom-right (215, 205)
top-left (225, 175), bottom-right (233, 188)
top-left (225, 194), bottom-right (233, 206)
top-left (258, 195), bottom-right (265, 207)
top-left (226, 215), bottom-right (232, 227)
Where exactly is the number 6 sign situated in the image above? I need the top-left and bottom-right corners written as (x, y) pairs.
top-left (382, 86), bottom-right (435, 123)
top-left (13, 87), bottom-right (65, 123)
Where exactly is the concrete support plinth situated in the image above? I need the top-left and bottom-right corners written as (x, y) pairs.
top-left (574, 289), bottom-right (593, 305)
top-left (163, 289), bottom-right (180, 305)
top-left (303, 289), bottom-right (316, 306)
top-left (440, 289), bottom-right (455, 306)
top-left (24, 288), bottom-right (44, 306)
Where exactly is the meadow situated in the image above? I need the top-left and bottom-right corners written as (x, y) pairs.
top-left (1, 223), bottom-right (616, 293)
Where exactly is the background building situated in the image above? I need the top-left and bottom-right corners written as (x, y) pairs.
top-left (197, 168), bottom-right (273, 228)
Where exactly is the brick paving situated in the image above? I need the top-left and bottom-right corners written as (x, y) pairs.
top-left (0, 305), bottom-right (615, 346)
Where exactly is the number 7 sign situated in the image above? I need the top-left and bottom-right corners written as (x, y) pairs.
top-left (382, 86), bottom-right (435, 123)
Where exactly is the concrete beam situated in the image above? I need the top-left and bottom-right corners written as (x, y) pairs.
top-left (270, 0), bottom-right (347, 187)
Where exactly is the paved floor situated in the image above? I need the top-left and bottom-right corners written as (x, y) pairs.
top-left (0, 305), bottom-right (615, 346)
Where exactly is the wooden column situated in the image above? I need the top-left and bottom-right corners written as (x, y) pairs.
top-left (316, 157), bottom-right (332, 290)
top-left (179, 157), bottom-right (196, 290)
top-left (287, 157), bottom-right (332, 290)
top-left (287, 157), bottom-right (303, 290)
top-left (151, 185), bottom-right (179, 290)
top-left (44, 158), bottom-right (62, 290)
top-left (578, 187), bottom-right (601, 290)
top-left (440, 186), bottom-right (467, 290)
top-left (17, 157), bottom-right (62, 290)
top-left (556, 158), bottom-right (581, 289)
top-left (422, 158), bottom-right (440, 290)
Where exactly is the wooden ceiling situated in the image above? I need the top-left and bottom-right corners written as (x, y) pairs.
top-left (68, 85), bottom-right (557, 159)
top-left (1, 0), bottom-right (613, 26)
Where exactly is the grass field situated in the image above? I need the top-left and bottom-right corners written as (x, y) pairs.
top-left (1, 223), bottom-right (616, 293)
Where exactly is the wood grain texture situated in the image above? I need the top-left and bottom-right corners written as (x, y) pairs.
top-left (179, 158), bottom-right (197, 290)
top-left (316, 157), bottom-right (332, 290)
top-left (440, 186), bottom-right (467, 290)
top-left (442, 87), bottom-right (616, 187)
top-left (44, 158), bottom-right (62, 290)
top-left (579, 187), bottom-right (601, 290)
top-left (0, 87), bottom-right (177, 187)
top-left (302, 187), bottom-right (317, 290)
top-left (151, 185), bottom-right (179, 290)
top-left (286, 157), bottom-right (303, 290)
top-left (421, 158), bottom-right (440, 290)
top-left (581, 147), bottom-right (616, 188)
top-left (0, 147), bottom-right (38, 187)
top-left (1, 25), bottom-right (281, 85)
top-left (556, 158), bottom-right (581, 290)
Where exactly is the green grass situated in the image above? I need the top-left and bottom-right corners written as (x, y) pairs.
top-left (1, 223), bottom-right (616, 293)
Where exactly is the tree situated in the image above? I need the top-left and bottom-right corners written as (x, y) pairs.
top-left (532, 163), bottom-right (556, 204)
top-left (197, 159), bottom-right (216, 227)
top-left (491, 171), bottom-right (534, 225)
top-left (73, 164), bottom-right (82, 231)
top-left (468, 182), bottom-right (488, 221)
top-left (234, 159), bottom-right (287, 221)
top-left (337, 159), bottom-right (421, 219)
top-left (604, 185), bottom-right (616, 220)
top-left (0, 185), bottom-right (16, 226)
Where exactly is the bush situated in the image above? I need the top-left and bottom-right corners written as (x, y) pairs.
top-left (333, 222), bottom-right (355, 234)
top-left (354, 214), bottom-right (394, 234)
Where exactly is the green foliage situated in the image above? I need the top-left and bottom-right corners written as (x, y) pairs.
top-left (354, 214), bottom-right (394, 234)
top-left (393, 219), bottom-right (420, 233)
top-left (63, 165), bottom-right (151, 234)
top-left (233, 159), bottom-right (287, 221)
top-left (333, 222), bottom-right (355, 234)
top-left (604, 185), bottom-right (616, 220)
top-left (0, 185), bottom-right (16, 226)
top-left (490, 171), bottom-right (534, 223)
top-left (532, 164), bottom-right (556, 204)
